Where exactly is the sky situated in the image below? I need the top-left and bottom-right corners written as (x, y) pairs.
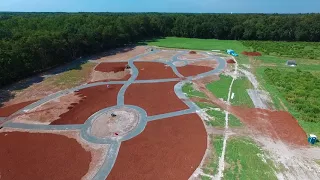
top-left (0, 0), bottom-right (319, 13)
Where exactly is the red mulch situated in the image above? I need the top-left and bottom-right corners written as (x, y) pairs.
top-left (134, 62), bottom-right (178, 80)
top-left (94, 62), bottom-right (128, 73)
top-left (230, 106), bottom-right (308, 146)
top-left (0, 100), bottom-right (38, 117)
top-left (125, 81), bottom-right (189, 116)
top-left (51, 84), bottom-right (122, 125)
top-left (0, 132), bottom-right (91, 180)
top-left (189, 51), bottom-right (197, 54)
top-left (107, 113), bottom-right (207, 180)
top-left (226, 59), bottom-right (236, 64)
top-left (177, 65), bottom-right (213, 77)
top-left (242, 51), bottom-right (262, 56)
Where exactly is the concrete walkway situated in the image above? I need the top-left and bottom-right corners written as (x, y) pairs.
top-left (1, 48), bottom-right (226, 179)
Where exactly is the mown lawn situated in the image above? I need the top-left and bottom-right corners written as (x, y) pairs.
top-left (224, 137), bottom-right (277, 180)
top-left (231, 77), bottom-right (254, 108)
top-left (147, 37), bottom-right (250, 64)
top-left (206, 75), bottom-right (232, 101)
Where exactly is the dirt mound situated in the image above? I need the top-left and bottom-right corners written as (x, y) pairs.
top-left (0, 100), bottom-right (38, 117)
top-left (0, 131), bottom-right (91, 180)
top-left (242, 51), bottom-right (262, 56)
top-left (226, 59), bottom-right (236, 64)
top-left (177, 65), bottom-right (213, 77)
top-left (189, 51), bottom-right (197, 54)
top-left (134, 62), bottom-right (178, 80)
top-left (125, 81), bottom-right (188, 116)
top-left (51, 84), bottom-right (122, 125)
top-left (107, 113), bottom-right (206, 180)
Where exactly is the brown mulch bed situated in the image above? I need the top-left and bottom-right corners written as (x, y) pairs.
top-left (177, 65), bottom-right (213, 77)
top-left (107, 113), bottom-right (207, 180)
top-left (0, 100), bottom-right (38, 117)
top-left (134, 62), bottom-right (179, 80)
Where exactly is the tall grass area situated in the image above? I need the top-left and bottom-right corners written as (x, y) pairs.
top-left (242, 41), bottom-right (320, 60)
top-left (258, 67), bottom-right (320, 140)
top-left (224, 137), bottom-right (277, 180)
top-left (147, 37), bottom-right (250, 64)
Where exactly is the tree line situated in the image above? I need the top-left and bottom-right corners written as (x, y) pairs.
top-left (1, 13), bottom-right (320, 86)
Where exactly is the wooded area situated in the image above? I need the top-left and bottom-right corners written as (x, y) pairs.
top-left (1, 13), bottom-right (320, 86)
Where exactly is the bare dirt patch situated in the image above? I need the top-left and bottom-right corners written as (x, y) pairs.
top-left (94, 46), bottom-right (147, 62)
top-left (90, 71), bottom-right (131, 82)
top-left (190, 60), bottom-right (218, 69)
top-left (51, 84), bottom-right (122, 125)
top-left (0, 100), bottom-right (38, 117)
top-left (0, 131), bottom-right (92, 180)
top-left (134, 62), bottom-right (179, 80)
top-left (177, 65), bottom-right (213, 77)
top-left (10, 93), bottom-right (82, 124)
top-left (125, 81), bottom-right (188, 116)
top-left (91, 107), bottom-right (140, 138)
top-left (138, 51), bottom-right (177, 61)
top-left (107, 113), bottom-right (207, 180)
top-left (179, 53), bottom-right (210, 60)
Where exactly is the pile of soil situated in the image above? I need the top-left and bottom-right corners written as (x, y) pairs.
top-left (189, 51), bottom-right (197, 54)
top-left (177, 65), bottom-right (213, 77)
top-left (51, 84), bottom-right (122, 125)
top-left (226, 59), bottom-right (236, 64)
top-left (107, 113), bottom-right (206, 180)
top-left (0, 100), bottom-right (38, 117)
top-left (125, 81), bottom-right (188, 116)
top-left (242, 51), bottom-right (262, 56)
top-left (0, 131), bottom-right (91, 180)
top-left (134, 62), bottom-right (178, 80)
top-left (94, 62), bottom-right (128, 73)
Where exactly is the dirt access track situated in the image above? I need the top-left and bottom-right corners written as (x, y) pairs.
top-left (0, 46), bottom-right (309, 179)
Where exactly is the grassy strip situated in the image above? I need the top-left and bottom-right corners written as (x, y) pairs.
top-left (182, 82), bottom-right (206, 98)
top-left (195, 102), bottom-right (242, 127)
top-left (202, 135), bottom-right (224, 176)
top-left (224, 137), bottom-right (277, 180)
top-left (147, 37), bottom-right (250, 64)
top-left (231, 77), bottom-right (254, 108)
top-left (206, 75), bottom-right (232, 101)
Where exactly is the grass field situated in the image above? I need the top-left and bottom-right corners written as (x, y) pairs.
top-left (182, 82), bottom-right (206, 98)
top-left (206, 75), bottom-right (232, 101)
top-left (147, 37), bottom-right (250, 64)
top-left (196, 102), bottom-right (242, 127)
top-left (231, 77), bottom-right (254, 108)
top-left (224, 137), bottom-right (277, 180)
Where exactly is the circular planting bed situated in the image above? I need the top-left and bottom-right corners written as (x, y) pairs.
top-left (90, 106), bottom-right (140, 138)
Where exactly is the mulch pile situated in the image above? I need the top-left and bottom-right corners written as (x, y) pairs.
top-left (0, 132), bottom-right (91, 179)
top-left (177, 65), bottom-right (213, 77)
top-left (51, 84), bottom-right (122, 125)
top-left (107, 113), bottom-right (206, 180)
top-left (125, 81), bottom-right (188, 116)
top-left (242, 51), bottom-right (262, 56)
top-left (189, 51), bottom-right (197, 54)
top-left (226, 59), bottom-right (236, 64)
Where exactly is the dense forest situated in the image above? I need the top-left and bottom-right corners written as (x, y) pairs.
top-left (264, 68), bottom-right (320, 123)
top-left (1, 13), bottom-right (320, 86)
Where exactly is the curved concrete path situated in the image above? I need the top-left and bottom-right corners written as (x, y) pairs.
top-left (1, 48), bottom-right (226, 179)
